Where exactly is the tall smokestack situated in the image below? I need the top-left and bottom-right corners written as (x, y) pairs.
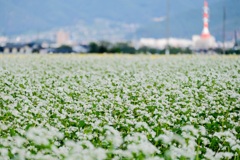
top-left (201, 0), bottom-right (211, 39)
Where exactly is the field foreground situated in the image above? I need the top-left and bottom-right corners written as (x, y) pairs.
top-left (0, 54), bottom-right (239, 160)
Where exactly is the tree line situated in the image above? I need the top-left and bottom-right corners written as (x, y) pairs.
top-left (46, 41), bottom-right (240, 54)
top-left (88, 41), bottom-right (192, 54)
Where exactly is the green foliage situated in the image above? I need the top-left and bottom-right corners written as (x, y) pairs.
top-left (88, 41), bottom-right (137, 54)
top-left (55, 45), bottom-right (73, 53)
top-left (88, 41), bottom-right (193, 54)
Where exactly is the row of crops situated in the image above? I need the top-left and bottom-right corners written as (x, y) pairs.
top-left (0, 55), bottom-right (239, 159)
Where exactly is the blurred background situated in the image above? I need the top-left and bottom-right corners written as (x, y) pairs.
top-left (0, 0), bottom-right (239, 54)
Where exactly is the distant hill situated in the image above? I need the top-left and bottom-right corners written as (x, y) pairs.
top-left (0, 0), bottom-right (239, 40)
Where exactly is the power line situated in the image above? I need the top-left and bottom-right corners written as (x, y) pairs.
top-left (165, 0), bottom-right (170, 55)
top-left (222, 5), bottom-right (226, 54)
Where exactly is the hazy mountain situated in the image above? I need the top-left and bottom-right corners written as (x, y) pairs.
top-left (0, 0), bottom-right (239, 40)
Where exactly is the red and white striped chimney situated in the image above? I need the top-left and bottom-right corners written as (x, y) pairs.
top-left (201, 0), bottom-right (211, 39)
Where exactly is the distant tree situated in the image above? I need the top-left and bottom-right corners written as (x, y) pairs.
top-left (0, 46), bottom-right (4, 53)
top-left (138, 46), bottom-right (161, 54)
top-left (55, 45), bottom-right (73, 53)
top-left (98, 45), bottom-right (108, 53)
top-left (88, 41), bottom-right (137, 54)
top-left (164, 47), bottom-right (193, 54)
top-left (183, 47), bottom-right (192, 54)
top-left (113, 42), bottom-right (136, 54)
top-left (89, 42), bottom-right (99, 53)
top-left (109, 47), bottom-right (121, 53)
top-left (225, 49), bottom-right (240, 55)
top-left (99, 41), bottom-right (111, 48)
top-left (98, 41), bottom-right (111, 53)
top-left (32, 48), bottom-right (40, 53)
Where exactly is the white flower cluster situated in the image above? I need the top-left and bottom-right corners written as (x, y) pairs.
top-left (0, 54), bottom-right (239, 160)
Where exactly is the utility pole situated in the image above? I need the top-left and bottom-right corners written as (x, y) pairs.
top-left (222, 6), bottom-right (226, 54)
top-left (234, 30), bottom-right (238, 47)
top-left (165, 0), bottom-right (170, 55)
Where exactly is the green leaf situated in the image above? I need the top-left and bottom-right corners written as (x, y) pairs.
top-left (79, 120), bottom-right (86, 128)
top-left (19, 84), bottom-right (25, 89)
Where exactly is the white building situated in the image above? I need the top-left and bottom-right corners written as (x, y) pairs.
top-left (56, 30), bottom-right (70, 45)
top-left (192, 35), bottom-right (217, 50)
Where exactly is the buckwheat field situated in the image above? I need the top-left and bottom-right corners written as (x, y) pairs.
top-left (0, 54), bottom-right (239, 160)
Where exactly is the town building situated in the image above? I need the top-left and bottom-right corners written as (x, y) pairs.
top-left (56, 30), bottom-right (70, 45)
